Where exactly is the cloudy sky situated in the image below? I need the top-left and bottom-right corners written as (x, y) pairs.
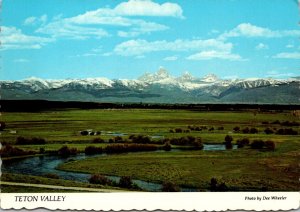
top-left (2, 0), bottom-right (300, 80)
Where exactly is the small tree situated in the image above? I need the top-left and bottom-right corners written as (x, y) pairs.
top-left (233, 126), bottom-right (240, 132)
top-left (210, 178), bottom-right (218, 191)
top-left (224, 135), bottom-right (233, 149)
top-left (161, 181), bottom-right (180, 192)
top-left (162, 142), bottom-right (171, 151)
top-left (89, 174), bottom-right (112, 185)
top-left (119, 176), bottom-right (133, 188)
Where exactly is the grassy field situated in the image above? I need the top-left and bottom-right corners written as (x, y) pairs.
top-left (1, 108), bottom-right (299, 191)
top-left (58, 141), bottom-right (300, 191)
top-left (2, 109), bottom-right (299, 145)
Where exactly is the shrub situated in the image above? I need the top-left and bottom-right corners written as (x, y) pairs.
top-left (195, 126), bottom-right (201, 131)
top-left (85, 146), bottom-right (103, 155)
top-left (130, 135), bottom-right (151, 144)
top-left (208, 127), bottom-right (214, 131)
top-left (236, 138), bottom-right (250, 148)
top-left (225, 135), bottom-right (233, 143)
top-left (114, 136), bottom-right (123, 143)
top-left (89, 174), bottom-right (112, 185)
top-left (265, 140), bottom-right (275, 151)
top-left (242, 127), bottom-right (250, 134)
top-left (233, 126), bottom-right (240, 132)
top-left (169, 129), bottom-right (174, 133)
top-left (210, 178), bottom-right (228, 191)
top-left (217, 126), bottom-right (224, 130)
top-left (261, 121), bottom-right (269, 124)
top-left (93, 138), bottom-right (105, 143)
top-left (119, 176), bottom-right (133, 188)
top-left (250, 140), bottom-right (265, 149)
top-left (264, 128), bottom-right (274, 134)
top-left (276, 128), bottom-right (298, 135)
top-left (0, 121), bottom-right (6, 131)
top-left (162, 142), bottom-right (171, 151)
top-left (210, 178), bottom-right (218, 191)
top-left (281, 121), bottom-right (299, 127)
top-left (161, 181), bottom-right (180, 192)
top-left (250, 128), bottom-right (258, 134)
top-left (58, 146), bottom-right (78, 157)
top-left (44, 173), bottom-right (60, 179)
top-left (224, 135), bottom-right (233, 149)
top-left (175, 128), bottom-right (183, 133)
top-left (192, 139), bottom-right (204, 150)
top-left (272, 120), bottom-right (280, 124)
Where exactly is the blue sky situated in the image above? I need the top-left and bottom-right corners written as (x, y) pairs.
top-left (2, 0), bottom-right (300, 80)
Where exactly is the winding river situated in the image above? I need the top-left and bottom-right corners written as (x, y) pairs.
top-left (2, 144), bottom-right (237, 192)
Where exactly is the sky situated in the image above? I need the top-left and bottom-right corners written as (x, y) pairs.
top-left (1, 0), bottom-right (300, 80)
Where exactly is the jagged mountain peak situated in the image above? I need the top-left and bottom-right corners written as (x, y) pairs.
top-left (179, 71), bottom-right (194, 81)
top-left (202, 74), bottom-right (218, 82)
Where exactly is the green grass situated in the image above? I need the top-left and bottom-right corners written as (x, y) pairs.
top-left (2, 109), bottom-right (299, 145)
top-left (1, 173), bottom-right (123, 192)
top-left (58, 140), bottom-right (300, 191)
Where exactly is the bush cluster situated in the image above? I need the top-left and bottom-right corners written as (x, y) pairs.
top-left (89, 174), bottom-right (137, 189)
top-left (0, 144), bottom-right (36, 157)
top-left (236, 138), bottom-right (250, 148)
top-left (250, 140), bottom-right (275, 151)
top-left (170, 128), bottom-right (190, 133)
top-left (93, 138), bottom-right (105, 143)
top-left (89, 174), bottom-right (112, 185)
top-left (129, 135), bottom-right (151, 144)
top-left (263, 120), bottom-right (299, 126)
top-left (16, 136), bottom-right (46, 145)
top-left (164, 136), bottom-right (203, 149)
top-left (58, 146), bottom-right (78, 157)
top-left (187, 125), bottom-right (208, 131)
top-left (210, 178), bottom-right (228, 191)
top-left (85, 146), bottom-right (103, 155)
top-left (161, 181), bottom-right (180, 192)
top-left (275, 128), bottom-right (298, 135)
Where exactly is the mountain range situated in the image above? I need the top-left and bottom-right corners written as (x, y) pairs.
top-left (1, 68), bottom-right (299, 104)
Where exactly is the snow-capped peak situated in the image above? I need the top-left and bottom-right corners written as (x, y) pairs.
top-left (179, 71), bottom-right (194, 81)
top-left (202, 74), bottom-right (218, 82)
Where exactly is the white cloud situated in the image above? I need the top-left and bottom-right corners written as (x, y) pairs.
top-left (24, 15), bottom-right (48, 26)
top-left (113, 0), bottom-right (184, 18)
top-left (36, 19), bottom-right (109, 40)
top-left (186, 50), bottom-right (243, 61)
top-left (1, 26), bottom-right (53, 50)
top-left (220, 23), bottom-right (300, 39)
top-left (14, 58), bottom-right (29, 63)
top-left (37, 0), bottom-right (180, 39)
top-left (255, 43), bottom-right (269, 50)
top-left (113, 39), bottom-right (233, 56)
top-left (163, 56), bottom-right (178, 61)
top-left (273, 52), bottom-right (300, 59)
